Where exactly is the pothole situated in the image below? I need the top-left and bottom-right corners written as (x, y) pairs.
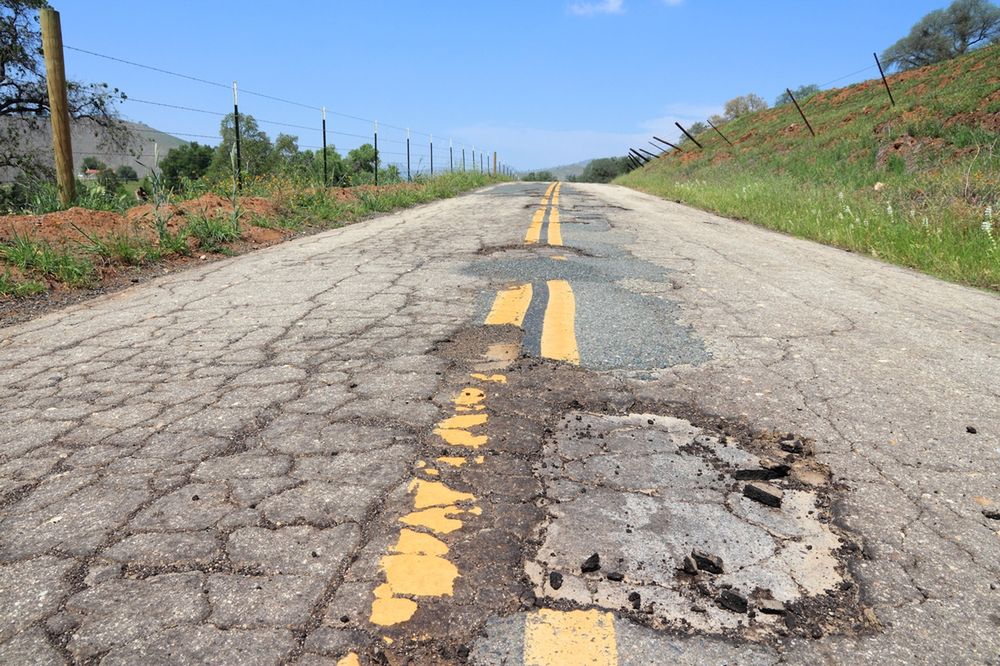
top-left (525, 411), bottom-right (869, 641)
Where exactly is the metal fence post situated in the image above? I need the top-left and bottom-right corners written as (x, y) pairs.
top-left (374, 120), bottom-right (379, 187)
top-left (430, 134), bottom-right (434, 176)
top-left (232, 81), bottom-right (243, 191)
top-left (874, 52), bottom-right (896, 107)
top-left (321, 107), bottom-right (328, 186)
top-left (786, 88), bottom-right (816, 137)
top-left (406, 128), bottom-right (411, 182)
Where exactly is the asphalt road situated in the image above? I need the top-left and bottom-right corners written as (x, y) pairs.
top-left (1, 181), bottom-right (998, 665)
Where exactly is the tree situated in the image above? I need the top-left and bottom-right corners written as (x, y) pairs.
top-left (882, 0), bottom-right (1000, 70)
top-left (95, 167), bottom-right (119, 191)
top-left (1, 1), bottom-right (131, 179)
top-left (775, 84), bottom-right (820, 106)
top-left (209, 113), bottom-right (273, 182)
top-left (115, 164), bottom-right (137, 181)
top-left (723, 94), bottom-right (768, 120)
top-left (520, 171), bottom-right (556, 181)
top-left (80, 156), bottom-right (105, 172)
top-left (272, 133), bottom-right (299, 163)
top-left (577, 157), bottom-right (632, 183)
top-left (346, 143), bottom-right (376, 175)
top-left (160, 141), bottom-right (213, 190)
top-left (678, 121), bottom-right (708, 145)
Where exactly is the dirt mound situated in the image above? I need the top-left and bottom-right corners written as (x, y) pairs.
top-left (0, 208), bottom-right (129, 244)
top-left (126, 193), bottom-right (283, 225)
top-left (875, 134), bottom-right (946, 171)
top-left (1, 193), bottom-right (289, 248)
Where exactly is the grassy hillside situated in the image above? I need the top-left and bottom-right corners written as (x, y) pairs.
top-left (618, 45), bottom-right (1000, 291)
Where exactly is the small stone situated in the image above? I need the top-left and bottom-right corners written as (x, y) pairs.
top-left (457, 645), bottom-right (471, 660)
top-left (982, 509), bottom-right (1000, 521)
top-left (549, 572), bottom-right (564, 590)
top-left (691, 604), bottom-right (707, 613)
top-left (757, 598), bottom-right (785, 615)
top-left (339, 615), bottom-right (349, 623)
top-left (606, 571), bottom-right (624, 582)
top-left (743, 482), bottom-right (783, 508)
top-left (628, 591), bottom-right (641, 610)
top-left (682, 555), bottom-right (698, 575)
top-left (967, 426), bottom-right (978, 434)
top-left (718, 589), bottom-right (748, 613)
top-left (811, 626), bottom-right (824, 639)
top-left (780, 438), bottom-right (804, 454)
top-left (691, 550), bottom-right (724, 574)
top-left (581, 553), bottom-right (601, 573)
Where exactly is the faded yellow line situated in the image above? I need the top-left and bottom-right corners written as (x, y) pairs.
top-left (540, 280), bottom-right (580, 365)
top-left (523, 609), bottom-right (617, 666)
top-left (542, 182), bottom-right (556, 204)
top-left (547, 208), bottom-right (562, 246)
top-left (485, 283), bottom-right (533, 326)
top-left (551, 181), bottom-right (561, 206)
top-left (525, 208), bottom-right (546, 244)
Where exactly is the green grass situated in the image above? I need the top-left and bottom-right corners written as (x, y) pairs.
top-left (616, 44), bottom-right (1000, 291)
top-left (0, 234), bottom-right (95, 287)
top-left (0, 271), bottom-right (46, 298)
top-left (73, 225), bottom-right (163, 266)
top-left (184, 215), bottom-right (241, 253)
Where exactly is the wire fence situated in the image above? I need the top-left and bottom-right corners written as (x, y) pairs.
top-left (62, 45), bottom-right (514, 186)
top-left (626, 54), bottom-right (898, 169)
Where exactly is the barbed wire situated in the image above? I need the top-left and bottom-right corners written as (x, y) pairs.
top-left (67, 45), bottom-right (468, 145)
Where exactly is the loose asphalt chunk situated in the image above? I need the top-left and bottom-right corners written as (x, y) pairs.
top-left (743, 481), bottom-right (783, 508)
top-left (732, 460), bottom-right (790, 481)
top-left (581, 553), bottom-right (601, 573)
top-left (757, 598), bottom-right (786, 615)
top-left (718, 589), bottom-right (749, 614)
top-left (549, 572), bottom-right (564, 590)
top-left (691, 550), bottom-right (724, 574)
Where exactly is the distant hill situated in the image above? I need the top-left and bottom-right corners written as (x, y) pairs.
top-left (536, 159), bottom-right (593, 180)
top-left (0, 118), bottom-right (190, 182)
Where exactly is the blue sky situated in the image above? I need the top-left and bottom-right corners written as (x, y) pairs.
top-left (56, 0), bottom-right (947, 170)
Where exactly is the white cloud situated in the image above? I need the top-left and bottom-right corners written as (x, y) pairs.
top-left (568, 0), bottom-right (624, 16)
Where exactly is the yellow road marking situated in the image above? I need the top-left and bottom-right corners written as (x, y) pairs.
top-left (437, 456), bottom-right (467, 467)
top-left (548, 208), bottom-right (562, 246)
top-left (470, 372), bottom-right (507, 383)
top-left (454, 387), bottom-right (485, 406)
top-left (542, 182), bottom-right (556, 204)
top-left (370, 595), bottom-right (418, 626)
top-left (523, 609), bottom-right (618, 666)
top-left (434, 428), bottom-right (488, 448)
top-left (336, 652), bottom-right (361, 666)
top-left (525, 208), bottom-right (546, 244)
top-left (485, 283), bottom-right (533, 326)
top-left (540, 280), bottom-right (580, 365)
top-left (437, 413), bottom-right (488, 429)
top-left (409, 479), bottom-right (475, 509)
top-left (395, 528), bottom-right (449, 555)
top-left (379, 554), bottom-right (459, 596)
top-left (400, 506), bottom-right (466, 534)
top-left (551, 181), bottom-right (561, 206)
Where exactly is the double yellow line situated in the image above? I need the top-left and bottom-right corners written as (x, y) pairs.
top-left (485, 182), bottom-right (579, 365)
top-left (525, 182), bottom-right (562, 246)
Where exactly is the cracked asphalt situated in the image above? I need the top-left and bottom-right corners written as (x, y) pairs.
top-left (1, 182), bottom-right (998, 665)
